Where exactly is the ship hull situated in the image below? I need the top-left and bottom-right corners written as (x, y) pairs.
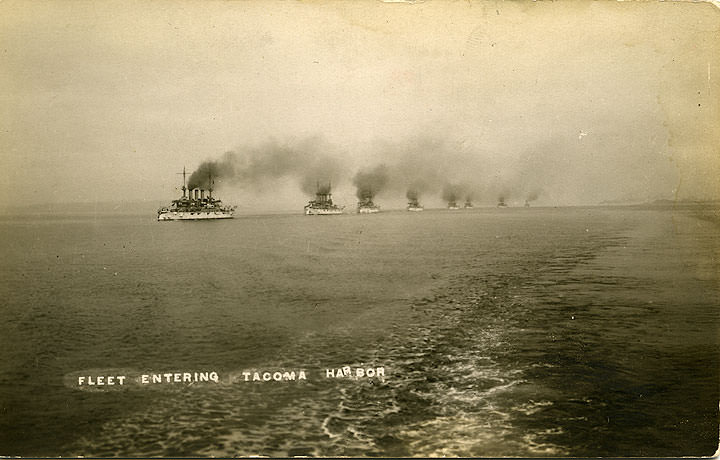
top-left (358, 207), bottom-right (380, 214)
top-left (407, 206), bottom-right (424, 212)
top-left (304, 207), bottom-right (343, 215)
top-left (157, 211), bottom-right (234, 221)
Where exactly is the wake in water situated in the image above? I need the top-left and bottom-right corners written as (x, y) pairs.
top-left (68, 270), bottom-right (570, 457)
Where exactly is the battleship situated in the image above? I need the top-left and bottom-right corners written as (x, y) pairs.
top-left (497, 198), bottom-right (508, 208)
top-left (157, 168), bottom-right (235, 221)
top-left (406, 190), bottom-right (424, 211)
top-left (447, 200), bottom-right (460, 210)
top-left (304, 182), bottom-right (344, 215)
top-left (463, 199), bottom-right (474, 209)
top-left (357, 195), bottom-right (380, 214)
top-left (407, 200), bottom-right (424, 212)
top-left (524, 199), bottom-right (531, 207)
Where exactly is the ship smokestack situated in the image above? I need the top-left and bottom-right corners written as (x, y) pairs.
top-left (201, 189), bottom-right (205, 200)
top-left (194, 189), bottom-right (199, 200)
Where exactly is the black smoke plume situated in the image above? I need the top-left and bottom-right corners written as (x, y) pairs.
top-left (526, 190), bottom-right (541, 202)
top-left (315, 182), bottom-right (332, 195)
top-left (442, 183), bottom-right (466, 203)
top-left (379, 136), bottom-right (461, 199)
top-left (353, 165), bottom-right (389, 200)
top-left (497, 186), bottom-right (513, 204)
top-left (187, 151), bottom-right (236, 190)
top-left (406, 189), bottom-right (419, 201)
top-left (186, 137), bottom-right (345, 196)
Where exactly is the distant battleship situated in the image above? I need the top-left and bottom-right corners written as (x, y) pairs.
top-left (447, 200), bottom-right (460, 210)
top-left (463, 200), bottom-right (474, 209)
top-left (497, 199), bottom-right (508, 208)
top-left (407, 198), bottom-right (424, 212)
top-left (157, 168), bottom-right (235, 221)
top-left (305, 183), bottom-right (344, 215)
top-left (357, 197), bottom-right (380, 214)
top-left (524, 200), bottom-right (530, 207)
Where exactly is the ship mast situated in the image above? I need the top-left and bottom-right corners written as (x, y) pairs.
top-left (208, 171), bottom-right (213, 199)
top-left (179, 166), bottom-right (187, 198)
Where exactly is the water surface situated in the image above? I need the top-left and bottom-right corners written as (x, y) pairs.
top-left (0, 207), bottom-right (717, 456)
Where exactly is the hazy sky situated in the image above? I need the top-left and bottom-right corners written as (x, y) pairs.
top-left (1, 0), bottom-right (719, 209)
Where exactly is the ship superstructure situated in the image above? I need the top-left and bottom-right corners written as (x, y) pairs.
top-left (304, 182), bottom-right (344, 215)
top-left (157, 168), bottom-right (235, 221)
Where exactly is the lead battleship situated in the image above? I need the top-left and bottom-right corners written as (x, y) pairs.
top-left (304, 183), bottom-right (344, 215)
top-left (157, 168), bottom-right (235, 221)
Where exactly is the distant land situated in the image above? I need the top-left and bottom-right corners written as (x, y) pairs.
top-left (599, 198), bottom-right (720, 207)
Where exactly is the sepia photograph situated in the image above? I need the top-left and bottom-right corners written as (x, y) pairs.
top-left (1, 0), bottom-right (718, 457)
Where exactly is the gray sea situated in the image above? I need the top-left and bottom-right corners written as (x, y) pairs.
top-left (0, 206), bottom-right (718, 457)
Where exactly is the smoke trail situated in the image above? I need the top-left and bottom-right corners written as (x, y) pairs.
top-left (526, 190), bottom-right (541, 202)
top-left (353, 165), bottom-right (389, 200)
top-left (182, 132), bottom-right (562, 207)
top-left (186, 137), bottom-right (345, 195)
top-left (442, 183), bottom-right (466, 203)
top-left (375, 135), bottom-right (474, 200)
